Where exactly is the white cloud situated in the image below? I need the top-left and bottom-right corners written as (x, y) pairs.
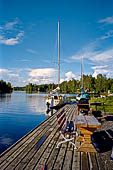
top-left (28, 68), bottom-right (57, 84)
top-left (68, 38), bottom-right (113, 78)
top-left (92, 69), bottom-right (109, 78)
top-left (16, 31), bottom-right (24, 38)
top-left (91, 65), bottom-right (111, 78)
top-left (17, 59), bottom-right (31, 62)
top-left (70, 48), bottom-right (113, 64)
top-left (100, 30), bottom-right (113, 40)
top-left (0, 67), bottom-right (58, 86)
top-left (91, 65), bottom-right (108, 70)
top-left (0, 19), bottom-right (24, 45)
top-left (98, 16), bottom-right (113, 25)
top-left (60, 71), bottom-right (78, 82)
top-left (0, 68), bottom-right (24, 86)
top-left (65, 71), bottom-right (76, 81)
top-left (0, 31), bottom-right (24, 45)
top-left (29, 68), bottom-right (56, 77)
top-left (91, 49), bottom-right (113, 62)
top-left (8, 73), bottom-right (19, 77)
top-left (5, 20), bottom-right (18, 30)
top-left (71, 55), bottom-right (81, 61)
top-left (0, 36), bottom-right (19, 45)
top-left (0, 69), bottom-right (8, 73)
top-left (26, 49), bottom-right (37, 54)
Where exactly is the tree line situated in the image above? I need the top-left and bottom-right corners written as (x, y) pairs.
top-left (0, 80), bottom-right (12, 94)
top-left (2, 74), bottom-right (113, 94)
top-left (14, 74), bottom-right (113, 94)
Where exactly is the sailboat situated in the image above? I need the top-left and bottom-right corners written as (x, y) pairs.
top-left (46, 21), bottom-right (67, 110)
top-left (76, 56), bottom-right (90, 101)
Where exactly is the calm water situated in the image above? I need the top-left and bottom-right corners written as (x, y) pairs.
top-left (0, 91), bottom-right (47, 155)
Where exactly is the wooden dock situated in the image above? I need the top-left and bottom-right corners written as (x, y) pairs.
top-left (0, 104), bottom-right (106, 170)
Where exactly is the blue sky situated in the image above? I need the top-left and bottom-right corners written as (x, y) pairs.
top-left (0, 0), bottom-right (113, 86)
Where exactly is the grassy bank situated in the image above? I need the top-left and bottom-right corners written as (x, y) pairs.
top-left (89, 96), bottom-right (113, 113)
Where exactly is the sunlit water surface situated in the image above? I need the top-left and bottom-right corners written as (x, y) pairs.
top-left (0, 91), bottom-right (48, 154)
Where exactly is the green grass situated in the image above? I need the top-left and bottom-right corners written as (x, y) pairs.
top-left (89, 96), bottom-right (113, 113)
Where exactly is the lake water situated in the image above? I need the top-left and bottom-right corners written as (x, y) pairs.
top-left (0, 91), bottom-right (48, 155)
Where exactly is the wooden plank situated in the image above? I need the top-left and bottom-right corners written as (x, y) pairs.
top-left (34, 133), bottom-right (61, 170)
top-left (72, 139), bottom-right (80, 170)
top-left (0, 104), bottom-right (84, 170)
top-left (75, 115), bottom-right (87, 128)
top-left (44, 105), bottom-right (76, 170)
top-left (62, 106), bottom-right (77, 170)
top-left (18, 129), bottom-right (58, 170)
top-left (57, 108), bottom-right (65, 118)
top-left (0, 127), bottom-right (52, 169)
top-left (85, 116), bottom-right (101, 128)
top-left (62, 142), bottom-right (73, 170)
top-left (44, 134), bottom-right (63, 170)
top-left (0, 113), bottom-right (56, 162)
top-left (78, 104), bottom-right (89, 106)
top-left (88, 153), bottom-right (98, 170)
top-left (77, 143), bottom-right (97, 153)
top-left (25, 105), bottom-right (74, 170)
top-left (5, 116), bottom-right (57, 170)
top-left (52, 143), bottom-right (68, 170)
top-left (81, 152), bottom-right (89, 170)
top-left (7, 131), bottom-right (51, 170)
top-left (49, 107), bottom-right (74, 170)
top-left (72, 105), bottom-right (81, 170)
top-left (0, 127), bottom-right (47, 169)
top-left (0, 115), bottom-right (57, 169)
top-left (96, 153), bottom-right (105, 170)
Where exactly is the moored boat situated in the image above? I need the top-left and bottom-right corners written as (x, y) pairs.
top-left (46, 21), bottom-right (68, 110)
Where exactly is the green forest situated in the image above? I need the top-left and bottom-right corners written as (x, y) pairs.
top-left (13, 74), bottom-right (113, 94)
top-left (1, 74), bottom-right (113, 94)
top-left (0, 80), bottom-right (12, 94)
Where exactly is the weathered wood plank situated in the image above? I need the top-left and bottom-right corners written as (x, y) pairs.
top-left (34, 133), bottom-right (61, 170)
top-left (0, 112), bottom-right (58, 169)
top-left (81, 152), bottom-right (89, 170)
top-left (49, 107), bottom-right (74, 170)
top-left (62, 106), bottom-right (77, 170)
top-left (72, 139), bottom-right (80, 170)
top-left (62, 145), bottom-right (73, 170)
top-left (85, 116), bottom-right (101, 128)
top-left (0, 104), bottom-right (101, 170)
top-left (0, 113), bottom-right (56, 162)
top-left (18, 106), bottom-right (73, 170)
top-left (96, 153), bottom-right (105, 170)
top-left (75, 115), bottom-right (87, 127)
top-left (4, 118), bottom-right (57, 170)
top-left (23, 126), bottom-right (59, 169)
top-left (88, 153), bottom-right (98, 170)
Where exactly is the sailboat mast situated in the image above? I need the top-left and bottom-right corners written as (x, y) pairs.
top-left (58, 21), bottom-right (60, 87)
top-left (81, 56), bottom-right (84, 89)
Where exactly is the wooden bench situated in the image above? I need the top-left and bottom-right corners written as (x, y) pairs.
top-left (75, 115), bottom-right (101, 152)
top-left (77, 98), bottom-right (90, 115)
top-left (56, 108), bottom-right (78, 149)
top-left (77, 103), bottom-right (90, 114)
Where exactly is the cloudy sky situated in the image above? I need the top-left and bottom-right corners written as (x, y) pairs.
top-left (0, 0), bottom-right (113, 86)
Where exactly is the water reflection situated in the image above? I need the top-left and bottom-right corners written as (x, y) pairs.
top-left (0, 134), bottom-right (14, 146)
top-left (0, 91), bottom-right (47, 154)
top-left (26, 94), bottom-right (46, 114)
top-left (0, 94), bottom-right (11, 103)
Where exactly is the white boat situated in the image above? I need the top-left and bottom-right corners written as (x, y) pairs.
top-left (46, 21), bottom-right (67, 110)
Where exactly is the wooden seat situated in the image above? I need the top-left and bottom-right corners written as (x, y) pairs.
top-left (75, 115), bottom-right (101, 152)
top-left (78, 98), bottom-right (90, 115)
top-left (56, 108), bottom-right (77, 149)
